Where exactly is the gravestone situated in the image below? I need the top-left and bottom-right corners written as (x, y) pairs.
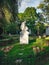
top-left (20, 21), bottom-right (29, 44)
top-left (46, 26), bottom-right (49, 36)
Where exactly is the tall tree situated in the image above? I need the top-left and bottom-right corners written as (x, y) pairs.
top-left (0, 0), bottom-right (18, 23)
top-left (38, 0), bottom-right (49, 22)
top-left (0, 0), bottom-right (7, 27)
top-left (0, 0), bottom-right (18, 34)
top-left (18, 7), bottom-right (38, 35)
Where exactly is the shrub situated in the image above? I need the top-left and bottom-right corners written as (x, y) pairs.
top-left (0, 51), bottom-right (5, 64)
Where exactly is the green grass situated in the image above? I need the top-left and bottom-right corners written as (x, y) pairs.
top-left (0, 37), bottom-right (49, 65)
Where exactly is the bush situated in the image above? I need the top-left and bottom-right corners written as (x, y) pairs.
top-left (6, 23), bottom-right (19, 34)
top-left (0, 51), bottom-right (5, 65)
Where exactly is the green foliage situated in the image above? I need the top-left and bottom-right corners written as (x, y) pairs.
top-left (0, 37), bottom-right (49, 65)
top-left (38, 0), bottom-right (49, 22)
top-left (18, 7), bottom-right (46, 36)
top-left (0, 0), bottom-right (18, 35)
top-left (18, 7), bottom-right (38, 22)
top-left (18, 7), bottom-right (38, 35)
top-left (36, 22), bottom-right (46, 35)
top-left (39, 23), bottom-right (46, 35)
top-left (0, 51), bottom-right (4, 57)
top-left (3, 7), bottom-right (12, 23)
top-left (44, 0), bottom-right (49, 2)
top-left (0, 51), bottom-right (5, 64)
top-left (33, 37), bottom-right (42, 47)
top-left (24, 7), bottom-right (38, 21)
top-left (45, 37), bottom-right (49, 40)
top-left (37, 4), bottom-right (45, 9)
top-left (38, 13), bottom-right (45, 22)
top-left (0, 0), bottom-right (18, 24)
top-left (18, 13), bottom-right (25, 22)
top-left (33, 37), bottom-right (46, 49)
top-left (6, 23), bottom-right (17, 34)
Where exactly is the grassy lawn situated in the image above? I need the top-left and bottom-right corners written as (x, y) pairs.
top-left (0, 36), bottom-right (49, 65)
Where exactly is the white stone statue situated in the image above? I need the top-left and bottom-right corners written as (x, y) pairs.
top-left (20, 21), bottom-right (29, 44)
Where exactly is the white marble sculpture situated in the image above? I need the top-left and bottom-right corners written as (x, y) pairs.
top-left (20, 21), bottom-right (29, 44)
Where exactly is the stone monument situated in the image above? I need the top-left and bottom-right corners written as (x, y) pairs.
top-left (46, 26), bottom-right (49, 36)
top-left (20, 21), bottom-right (29, 44)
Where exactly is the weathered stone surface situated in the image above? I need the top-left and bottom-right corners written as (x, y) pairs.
top-left (20, 21), bottom-right (29, 44)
